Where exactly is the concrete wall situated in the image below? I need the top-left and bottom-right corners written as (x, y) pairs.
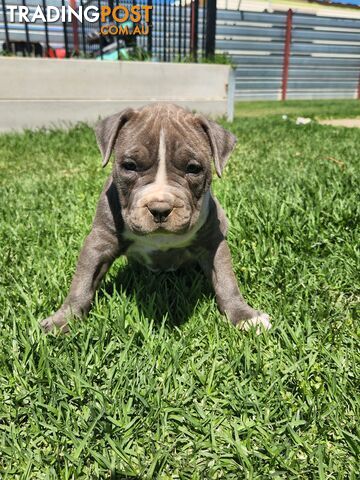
top-left (0, 57), bottom-right (234, 132)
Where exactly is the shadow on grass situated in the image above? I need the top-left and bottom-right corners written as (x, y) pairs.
top-left (102, 261), bottom-right (213, 328)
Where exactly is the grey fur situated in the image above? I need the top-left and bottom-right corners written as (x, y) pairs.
top-left (40, 104), bottom-right (271, 334)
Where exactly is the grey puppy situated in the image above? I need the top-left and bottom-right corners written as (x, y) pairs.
top-left (40, 103), bottom-right (271, 333)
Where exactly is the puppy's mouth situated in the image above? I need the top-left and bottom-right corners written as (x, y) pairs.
top-left (153, 222), bottom-right (192, 234)
top-left (128, 220), bottom-right (191, 236)
top-left (150, 226), bottom-right (172, 234)
top-left (123, 204), bottom-right (193, 236)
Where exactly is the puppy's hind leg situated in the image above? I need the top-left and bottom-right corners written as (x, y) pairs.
top-left (40, 228), bottom-right (120, 333)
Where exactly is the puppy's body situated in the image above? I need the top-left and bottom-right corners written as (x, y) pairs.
top-left (41, 104), bottom-right (271, 333)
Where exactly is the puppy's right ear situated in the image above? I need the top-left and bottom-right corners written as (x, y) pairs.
top-left (95, 108), bottom-right (135, 167)
top-left (195, 114), bottom-right (237, 178)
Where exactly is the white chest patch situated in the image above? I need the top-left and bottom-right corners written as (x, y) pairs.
top-left (123, 231), bottom-right (197, 271)
top-left (124, 228), bottom-right (198, 256)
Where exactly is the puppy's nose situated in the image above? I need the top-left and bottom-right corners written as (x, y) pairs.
top-left (148, 202), bottom-right (173, 223)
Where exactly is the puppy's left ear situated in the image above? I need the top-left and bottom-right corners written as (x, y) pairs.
top-left (196, 116), bottom-right (237, 178)
top-left (95, 108), bottom-right (135, 167)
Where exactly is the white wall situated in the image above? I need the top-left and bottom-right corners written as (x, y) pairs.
top-left (0, 57), bottom-right (234, 132)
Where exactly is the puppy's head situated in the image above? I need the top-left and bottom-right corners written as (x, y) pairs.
top-left (95, 103), bottom-right (236, 235)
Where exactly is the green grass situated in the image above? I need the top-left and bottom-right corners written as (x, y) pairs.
top-left (0, 103), bottom-right (359, 479)
top-left (235, 99), bottom-right (360, 119)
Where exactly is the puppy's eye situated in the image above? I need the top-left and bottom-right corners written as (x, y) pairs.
top-left (123, 160), bottom-right (137, 172)
top-left (186, 163), bottom-right (202, 175)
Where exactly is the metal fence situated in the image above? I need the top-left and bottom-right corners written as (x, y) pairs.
top-left (1, 1), bottom-right (359, 100)
top-left (0, 0), bottom-right (215, 60)
top-left (216, 8), bottom-right (360, 100)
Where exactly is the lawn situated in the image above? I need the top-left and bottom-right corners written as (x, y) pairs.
top-left (235, 99), bottom-right (360, 120)
top-left (0, 101), bottom-right (359, 479)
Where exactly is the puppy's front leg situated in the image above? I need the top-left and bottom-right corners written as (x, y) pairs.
top-left (200, 239), bottom-right (271, 332)
top-left (40, 228), bottom-right (119, 333)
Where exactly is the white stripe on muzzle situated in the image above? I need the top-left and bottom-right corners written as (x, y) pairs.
top-left (154, 128), bottom-right (167, 189)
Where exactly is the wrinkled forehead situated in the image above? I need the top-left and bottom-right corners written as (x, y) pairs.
top-left (115, 107), bottom-right (211, 160)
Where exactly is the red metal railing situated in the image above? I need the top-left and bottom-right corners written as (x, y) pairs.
top-left (281, 9), bottom-right (293, 101)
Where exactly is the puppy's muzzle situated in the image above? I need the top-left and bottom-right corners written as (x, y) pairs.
top-left (147, 201), bottom-right (173, 223)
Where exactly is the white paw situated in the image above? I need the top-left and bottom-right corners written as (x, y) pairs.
top-left (39, 315), bottom-right (69, 334)
top-left (238, 313), bottom-right (272, 334)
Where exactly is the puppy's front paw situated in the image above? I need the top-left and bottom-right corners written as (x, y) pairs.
top-left (237, 313), bottom-right (272, 334)
top-left (39, 314), bottom-right (69, 334)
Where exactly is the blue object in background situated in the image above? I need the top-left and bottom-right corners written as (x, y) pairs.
top-left (319, 0), bottom-right (360, 5)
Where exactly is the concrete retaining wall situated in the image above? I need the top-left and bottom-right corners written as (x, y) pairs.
top-left (0, 57), bottom-right (234, 132)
